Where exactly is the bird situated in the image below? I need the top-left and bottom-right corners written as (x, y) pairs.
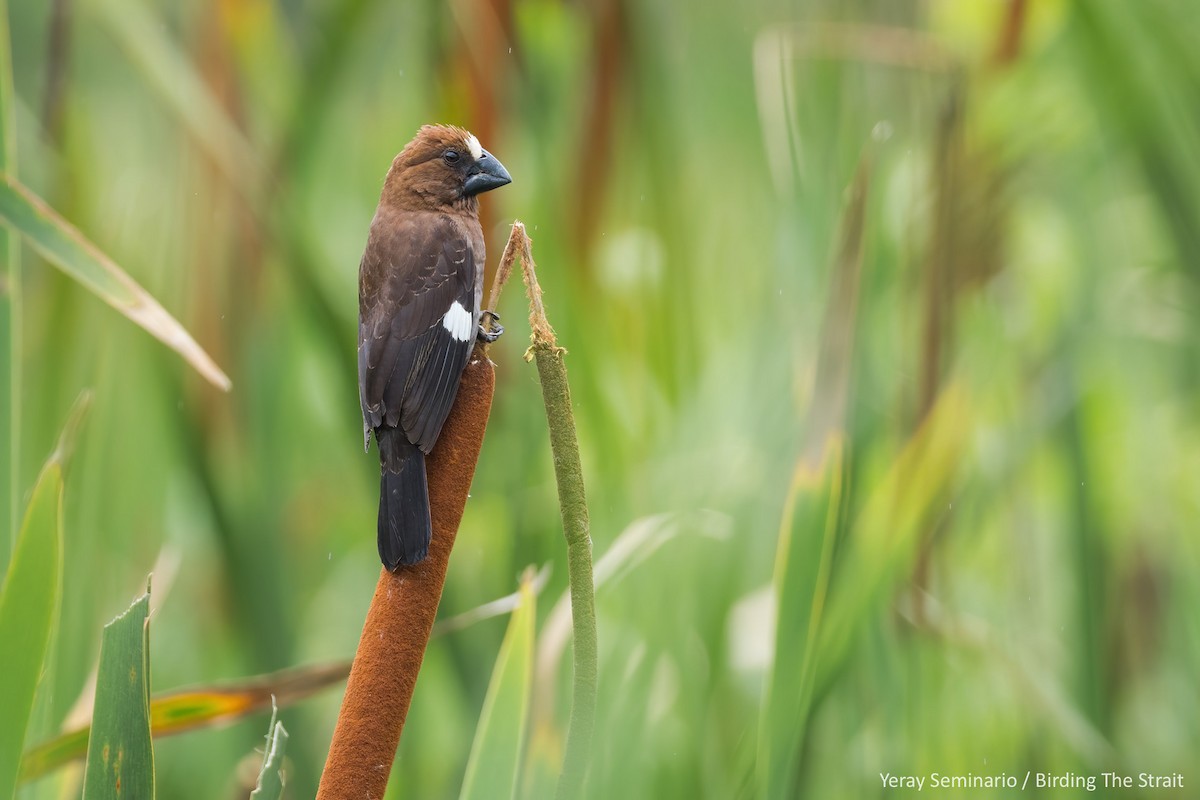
top-left (357, 125), bottom-right (511, 569)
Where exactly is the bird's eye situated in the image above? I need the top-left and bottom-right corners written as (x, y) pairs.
top-left (443, 150), bottom-right (460, 164)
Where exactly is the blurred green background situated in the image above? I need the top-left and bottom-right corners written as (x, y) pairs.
top-left (3, 0), bottom-right (1199, 796)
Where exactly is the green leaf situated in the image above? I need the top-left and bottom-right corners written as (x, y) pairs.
top-left (248, 703), bottom-right (288, 800)
top-left (815, 384), bottom-right (971, 688)
top-left (0, 174), bottom-right (231, 391)
top-left (757, 435), bottom-right (844, 800)
top-left (83, 585), bottom-right (154, 800)
top-left (17, 728), bottom-right (89, 783)
top-left (0, 0), bottom-right (19, 557)
top-left (0, 458), bottom-right (64, 799)
top-left (21, 661), bottom-right (348, 780)
top-left (459, 571), bottom-right (537, 800)
top-left (757, 155), bottom-right (866, 799)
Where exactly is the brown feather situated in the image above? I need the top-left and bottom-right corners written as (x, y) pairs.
top-left (379, 125), bottom-right (483, 214)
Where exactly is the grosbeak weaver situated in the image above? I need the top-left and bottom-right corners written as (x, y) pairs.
top-left (358, 125), bottom-right (511, 569)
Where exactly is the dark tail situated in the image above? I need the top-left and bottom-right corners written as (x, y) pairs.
top-left (376, 427), bottom-right (431, 569)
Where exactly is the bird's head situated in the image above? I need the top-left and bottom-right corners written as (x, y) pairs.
top-left (381, 125), bottom-right (511, 212)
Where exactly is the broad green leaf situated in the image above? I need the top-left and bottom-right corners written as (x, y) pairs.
top-left (459, 572), bottom-right (536, 800)
top-left (0, 459), bottom-right (64, 799)
top-left (248, 703), bottom-right (288, 800)
top-left (82, 587), bottom-right (154, 800)
top-left (0, 174), bottom-right (231, 391)
top-left (21, 661), bottom-right (348, 780)
top-left (757, 435), bottom-right (844, 800)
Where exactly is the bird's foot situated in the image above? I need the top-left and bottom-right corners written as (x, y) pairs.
top-left (478, 311), bottom-right (504, 343)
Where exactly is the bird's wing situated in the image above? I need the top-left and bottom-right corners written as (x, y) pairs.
top-left (358, 211), bottom-right (479, 452)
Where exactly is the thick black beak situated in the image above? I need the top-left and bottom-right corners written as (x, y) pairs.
top-left (463, 149), bottom-right (512, 196)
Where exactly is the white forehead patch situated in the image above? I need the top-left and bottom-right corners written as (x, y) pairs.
top-left (465, 133), bottom-right (483, 160)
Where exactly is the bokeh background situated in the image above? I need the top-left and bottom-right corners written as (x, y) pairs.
top-left (4, 0), bottom-right (1199, 797)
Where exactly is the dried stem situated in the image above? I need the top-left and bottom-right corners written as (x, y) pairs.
top-left (486, 220), bottom-right (523, 331)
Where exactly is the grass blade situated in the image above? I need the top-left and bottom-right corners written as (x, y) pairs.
top-left (758, 155), bottom-right (866, 798)
top-left (0, 456), bottom-right (64, 798)
top-left (0, 174), bottom-right (231, 391)
top-left (82, 584), bottom-right (154, 800)
top-left (21, 661), bottom-right (347, 780)
top-left (459, 571), bottom-right (536, 800)
top-left (815, 384), bottom-right (971, 691)
top-left (1072, 3), bottom-right (1200, 283)
top-left (22, 565), bottom-right (549, 783)
top-left (757, 436), bottom-right (843, 800)
top-left (534, 511), bottom-right (730, 702)
top-left (248, 702), bottom-right (288, 800)
top-left (0, 0), bottom-right (19, 559)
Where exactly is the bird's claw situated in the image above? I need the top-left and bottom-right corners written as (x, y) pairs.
top-left (478, 311), bottom-right (503, 343)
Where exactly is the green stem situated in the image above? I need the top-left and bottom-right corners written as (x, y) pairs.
top-left (510, 222), bottom-right (598, 799)
top-left (534, 345), bottom-right (598, 800)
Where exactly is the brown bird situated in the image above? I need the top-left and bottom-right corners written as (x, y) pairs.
top-left (358, 125), bottom-right (511, 569)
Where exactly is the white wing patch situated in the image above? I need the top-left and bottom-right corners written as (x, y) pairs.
top-left (465, 133), bottom-right (483, 160)
top-left (441, 301), bottom-right (474, 342)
